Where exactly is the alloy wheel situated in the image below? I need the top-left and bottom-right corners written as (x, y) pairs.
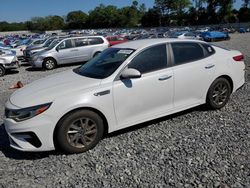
top-left (45, 60), bottom-right (55, 70)
top-left (212, 82), bottom-right (229, 106)
top-left (66, 118), bottom-right (98, 148)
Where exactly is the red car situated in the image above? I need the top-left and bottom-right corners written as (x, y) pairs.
top-left (106, 36), bottom-right (128, 46)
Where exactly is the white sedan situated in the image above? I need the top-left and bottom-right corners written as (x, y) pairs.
top-left (4, 39), bottom-right (245, 153)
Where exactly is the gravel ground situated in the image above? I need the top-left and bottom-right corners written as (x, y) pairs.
top-left (0, 33), bottom-right (250, 188)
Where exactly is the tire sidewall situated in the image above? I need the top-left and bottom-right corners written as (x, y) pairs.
top-left (0, 65), bottom-right (5, 77)
top-left (207, 78), bottom-right (231, 109)
top-left (56, 110), bottom-right (104, 154)
top-left (44, 58), bottom-right (56, 70)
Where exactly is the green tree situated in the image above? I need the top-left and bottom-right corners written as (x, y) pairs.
top-left (207, 0), bottom-right (220, 24)
top-left (47, 16), bottom-right (65, 30)
top-left (238, 7), bottom-right (250, 22)
top-left (29, 17), bottom-right (48, 31)
top-left (155, 0), bottom-right (191, 26)
top-left (88, 4), bottom-right (122, 28)
top-left (141, 8), bottom-right (160, 27)
top-left (66, 10), bottom-right (88, 29)
top-left (218, 0), bottom-right (235, 23)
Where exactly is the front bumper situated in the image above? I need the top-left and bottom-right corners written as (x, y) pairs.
top-left (4, 61), bottom-right (19, 69)
top-left (4, 102), bottom-right (57, 152)
top-left (29, 58), bottom-right (43, 68)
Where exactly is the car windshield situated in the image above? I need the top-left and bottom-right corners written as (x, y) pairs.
top-left (46, 40), bottom-right (61, 50)
top-left (26, 39), bottom-right (33, 45)
top-left (44, 38), bottom-right (55, 47)
top-left (74, 48), bottom-right (135, 79)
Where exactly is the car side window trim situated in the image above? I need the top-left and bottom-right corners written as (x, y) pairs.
top-left (170, 42), bottom-right (208, 66)
top-left (57, 39), bottom-right (74, 50)
top-left (114, 43), bottom-right (171, 81)
top-left (201, 43), bottom-right (216, 58)
top-left (73, 38), bottom-right (89, 48)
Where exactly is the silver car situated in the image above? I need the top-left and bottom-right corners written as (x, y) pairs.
top-left (24, 37), bottom-right (57, 60)
top-left (30, 36), bottom-right (109, 70)
top-left (0, 49), bottom-right (19, 77)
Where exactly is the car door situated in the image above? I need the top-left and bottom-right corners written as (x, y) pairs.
top-left (85, 37), bottom-right (106, 60)
top-left (55, 39), bottom-right (76, 64)
top-left (73, 38), bottom-right (90, 62)
top-left (113, 44), bottom-right (174, 128)
top-left (170, 42), bottom-right (216, 109)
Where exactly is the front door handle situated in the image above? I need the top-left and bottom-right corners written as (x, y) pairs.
top-left (158, 75), bottom-right (172, 81)
top-left (205, 64), bottom-right (215, 69)
top-left (70, 49), bottom-right (79, 52)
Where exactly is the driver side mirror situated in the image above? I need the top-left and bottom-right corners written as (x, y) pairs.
top-left (56, 47), bottom-right (59, 52)
top-left (120, 68), bottom-right (141, 79)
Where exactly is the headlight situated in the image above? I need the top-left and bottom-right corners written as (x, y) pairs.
top-left (5, 103), bottom-right (52, 122)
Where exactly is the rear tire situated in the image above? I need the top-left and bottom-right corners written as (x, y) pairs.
top-left (43, 58), bottom-right (57, 70)
top-left (0, 65), bottom-right (5, 77)
top-left (206, 78), bottom-right (231, 110)
top-left (56, 110), bottom-right (104, 154)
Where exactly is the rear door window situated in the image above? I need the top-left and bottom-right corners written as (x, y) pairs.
top-left (201, 43), bottom-right (215, 56)
top-left (128, 44), bottom-right (168, 74)
top-left (171, 42), bottom-right (205, 65)
top-left (88, 38), bottom-right (104, 45)
top-left (74, 38), bottom-right (88, 47)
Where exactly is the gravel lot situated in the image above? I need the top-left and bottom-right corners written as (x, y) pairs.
top-left (0, 33), bottom-right (250, 188)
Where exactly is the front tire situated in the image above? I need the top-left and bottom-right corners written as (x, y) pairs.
top-left (43, 58), bottom-right (57, 70)
top-left (206, 78), bottom-right (231, 110)
top-left (0, 65), bottom-right (5, 77)
top-left (56, 110), bottom-right (104, 154)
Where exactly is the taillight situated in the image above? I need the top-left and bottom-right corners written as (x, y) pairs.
top-left (233, 54), bottom-right (244, 61)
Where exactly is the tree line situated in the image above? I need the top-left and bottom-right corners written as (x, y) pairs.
top-left (0, 0), bottom-right (250, 32)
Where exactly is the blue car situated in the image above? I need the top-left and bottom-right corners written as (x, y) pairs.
top-left (239, 28), bottom-right (246, 33)
top-left (201, 31), bottom-right (230, 42)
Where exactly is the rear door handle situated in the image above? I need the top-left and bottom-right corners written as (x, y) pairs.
top-left (158, 75), bottom-right (172, 81)
top-left (205, 64), bottom-right (215, 69)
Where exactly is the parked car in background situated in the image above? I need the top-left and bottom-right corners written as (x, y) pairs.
top-left (106, 36), bottom-right (128, 46)
top-left (4, 39), bottom-right (245, 153)
top-left (0, 49), bottom-right (19, 76)
top-left (24, 37), bottom-right (56, 60)
top-left (168, 31), bottom-right (202, 40)
top-left (30, 36), bottom-right (109, 70)
top-left (201, 31), bottom-right (230, 42)
top-left (239, 28), bottom-right (246, 33)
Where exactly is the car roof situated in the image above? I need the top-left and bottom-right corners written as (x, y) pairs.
top-left (113, 38), bottom-right (206, 50)
top-left (65, 36), bottom-right (105, 40)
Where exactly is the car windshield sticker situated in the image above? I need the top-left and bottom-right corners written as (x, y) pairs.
top-left (208, 47), bottom-right (213, 52)
top-left (118, 50), bottom-right (133, 54)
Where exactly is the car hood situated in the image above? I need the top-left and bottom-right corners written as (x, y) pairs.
top-left (10, 69), bottom-right (101, 108)
top-left (32, 49), bottom-right (48, 57)
top-left (26, 45), bottom-right (43, 51)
